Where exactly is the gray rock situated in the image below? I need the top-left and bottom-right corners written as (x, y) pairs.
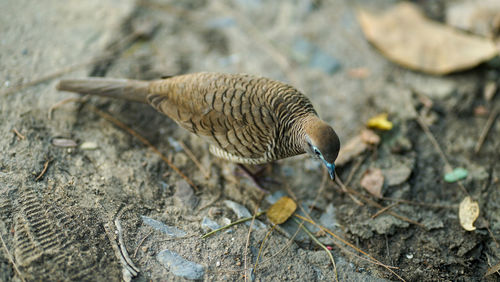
top-left (201, 217), bottom-right (220, 231)
top-left (174, 180), bottom-right (199, 209)
top-left (224, 200), bottom-right (266, 229)
top-left (265, 190), bottom-right (287, 204)
top-left (319, 204), bottom-right (338, 231)
top-left (141, 216), bottom-right (186, 237)
top-left (383, 164), bottom-right (412, 186)
top-left (157, 249), bottom-right (204, 280)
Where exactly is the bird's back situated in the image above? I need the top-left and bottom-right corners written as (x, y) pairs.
top-left (148, 72), bottom-right (317, 163)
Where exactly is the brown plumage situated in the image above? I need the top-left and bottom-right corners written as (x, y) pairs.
top-left (57, 72), bottom-right (340, 178)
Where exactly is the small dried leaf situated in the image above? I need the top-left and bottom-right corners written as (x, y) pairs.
top-left (52, 138), bottom-right (77, 148)
top-left (367, 113), bottom-right (393, 130)
top-left (444, 168), bottom-right (468, 183)
top-left (360, 168), bottom-right (384, 198)
top-left (335, 135), bottom-right (368, 166)
top-left (357, 3), bottom-right (498, 75)
top-left (360, 129), bottom-right (381, 145)
top-left (267, 196), bottom-right (297, 225)
top-left (459, 196), bottom-right (479, 231)
top-left (484, 81), bottom-right (497, 102)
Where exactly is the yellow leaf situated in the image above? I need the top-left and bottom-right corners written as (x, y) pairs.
top-left (367, 113), bottom-right (393, 130)
top-left (459, 196), bottom-right (479, 231)
top-left (267, 196), bottom-right (297, 225)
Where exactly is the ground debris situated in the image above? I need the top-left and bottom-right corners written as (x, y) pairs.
top-left (157, 249), bottom-right (204, 280)
top-left (360, 168), bottom-right (384, 198)
top-left (141, 216), bottom-right (186, 237)
top-left (357, 2), bottom-right (498, 74)
top-left (459, 196), bottom-right (479, 231)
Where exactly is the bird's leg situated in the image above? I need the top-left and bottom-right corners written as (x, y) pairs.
top-left (236, 164), bottom-right (270, 193)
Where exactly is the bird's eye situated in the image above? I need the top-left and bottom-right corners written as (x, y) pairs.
top-left (314, 148), bottom-right (321, 156)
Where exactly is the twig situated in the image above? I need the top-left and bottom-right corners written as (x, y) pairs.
top-left (293, 218), bottom-right (338, 282)
top-left (12, 128), bottom-right (25, 140)
top-left (380, 197), bottom-right (454, 209)
top-left (178, 140), bottom-right (210, 179)
top-left (294, 214), bottom-right (405, 281)
top-left (485, 260), bottom-right (500, 277)
top-left (133, 231), bottom-right (153, 258)
top-left (89, 105), bottom-right (198, 191)
top-left (201, 212), bottom-right (265, 239)
top-left (102, 222), bottom-right (138, 279)
top-left (412, 104), bottom-right (469, 195)
top-left (115, 219), bottom-right (140, 274)
top-left (254, 225), bottom-right (276, 271)
top-left (48, 97), bottom-right (88, 120)
top-left (243, 208), bottom-right (260, 282)
top-left (475, 107), bottom-right (499, 153)
top-left (335, 175), bottom-right (364, 206)
top-left (35, 159), bottom-right (51, 181)
top-left (0, 233), bottom-right (26, 282)
top-left (371, 201), bottom-right (400, 219)
top-left (345, 154), bottom-right (367, 186)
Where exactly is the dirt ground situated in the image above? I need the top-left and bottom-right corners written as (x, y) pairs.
top-left (1, 0), bottom-right (499, 281)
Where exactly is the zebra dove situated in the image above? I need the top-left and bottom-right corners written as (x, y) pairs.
top-left (57, 72), bottom-right (340, 179)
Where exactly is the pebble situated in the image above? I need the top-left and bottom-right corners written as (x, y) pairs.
top-left (167, 137), bottom-right (183, 152)
top-left (174, 180), bottom-right (199, 209)
top-left (51, 138), bottom-right (77, 148)
top-left (265, 190), bottom-right (287, 205)
top-left (319, 204), bottom-right (338, 230)
top-left (224, 200), bottom-right (266, 229)
top-left (79, 141), bottom-right (98, 150)
top-left (201, 217), bottom-right (220, 231)
top-left (383, 164), bottom-right (412, 186)
top-left (141, 216), bottom-right (186, 237)
top-left (157, 249), bottom-right (204, 280)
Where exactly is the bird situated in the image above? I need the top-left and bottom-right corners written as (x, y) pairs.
top-left (57, 72), bottom-right (340, 179)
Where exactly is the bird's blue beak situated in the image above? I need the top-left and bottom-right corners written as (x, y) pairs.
top-left (325, 162), bottom-right (336, 180)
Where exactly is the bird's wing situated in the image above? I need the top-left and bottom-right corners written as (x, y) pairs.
top-left (147, 73), bottom-right (277, 159)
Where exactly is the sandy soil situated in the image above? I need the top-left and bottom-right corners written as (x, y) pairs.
top-left (1, 0), bottom-right (499, 281)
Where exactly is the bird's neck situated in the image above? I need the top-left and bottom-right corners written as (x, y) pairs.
top-left (294, 115), bottom-right (324, 150)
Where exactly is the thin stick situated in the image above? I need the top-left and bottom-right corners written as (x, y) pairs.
top-left (90, 106), bottom-right (198, 191)
top-left (12, 128), bottom-right (25, 140)
top-left (48, 97), bottom-right (88, 120)
top-left (254, 225), bottom-right (276, 271)
top-left (115, 219), bottom-right (140, 274)
top-left (294, 214), bottom-right (405, 281)
top-left (345, 154), bottom-right (367, 186)
top-left (335, 175), bottom-right (364, 206)
top-left (371, 202), bottom-right (400, 219)
top-left (475, 107), bottom-right (498, 153)
top-left (293, 218), bottom-right (338, 282)
top-left (201, 212), bottom-right (265, 239)
top-left (0, 233), bottom-right (26, 282)
top-left (35, 159), bottom-right (51, 181)
top-left (178, 140), bottom-right (210, 179)
top-left (133, 231), bottom-right (153, 258)
top-left (243, 209), bottom-right (260, 282)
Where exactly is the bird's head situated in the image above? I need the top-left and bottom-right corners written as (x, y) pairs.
top-left (303, 119), bottom-right (340, 180)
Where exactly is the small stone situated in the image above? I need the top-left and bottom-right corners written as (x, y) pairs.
top-left (265, 190), bottom-right (287, 205)
top-left (216, 261), bottom-right (221, 267)
top-left (79, 141), bottom-right (98, 150)
top-left (201, 217), bottom-right (220, 232)
top-left (484, 81), bottom-right (497, 101)
top-left (383, 164), bottom-right (412, 186)
top-left (174, 180), bottom-right (199, 209)
top-left (319, 204), bottom-right (338, 231)
top-left (224, 200), bottom-right (266, 229)
top-left (141, 216), bottom-right (186, 237)
top-left (444, 168), bottom-right (468, 183)
top-left (157, 249), bottom-right (204, 280)
top-left (51, 138), bottom-right (77, 148)
top-left (406, 253), bottom-right (413, 259)
top-left (167, 137), bottom-right (183, 152)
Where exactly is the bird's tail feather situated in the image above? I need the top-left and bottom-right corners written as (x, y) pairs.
top-left (57, 78), bottom-right (150, 103)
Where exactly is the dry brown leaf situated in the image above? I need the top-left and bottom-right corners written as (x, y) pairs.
top-left (360, 168), bottom-right (384, 198)
top-left (360, 129), bottom-right (381, 145)
top-left (357, 3), bottom-right (498, 75)
top-left (459, 196), bottom-right (479, 231)
top-left (267, 196), bottom-right (297, 225)
top-left (335, 135), bottom-right (368, 166)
